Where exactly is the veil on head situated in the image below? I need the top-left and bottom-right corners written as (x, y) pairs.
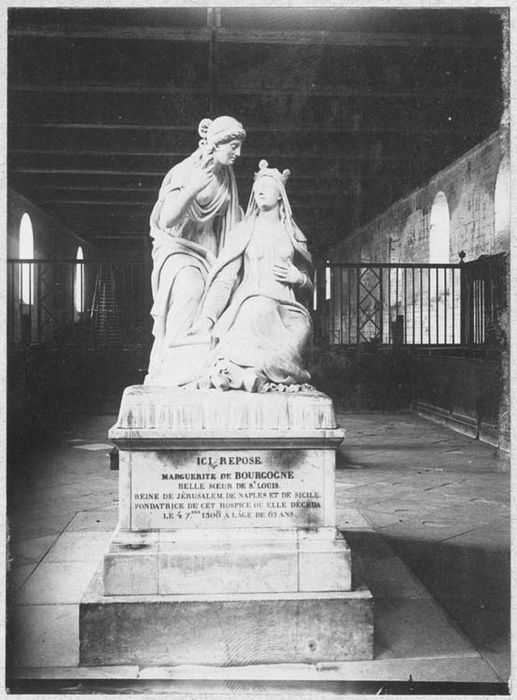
top-left (245, 160), bottom-right (310, 252)
top-left (246, 160), bottom-right (292, 215)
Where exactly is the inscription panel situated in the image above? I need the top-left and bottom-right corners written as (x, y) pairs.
top-left (130, 450), bottom-right (326, 530)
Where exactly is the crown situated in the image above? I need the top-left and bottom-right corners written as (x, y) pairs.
top-left (255, 159), bottom-right (290, 185)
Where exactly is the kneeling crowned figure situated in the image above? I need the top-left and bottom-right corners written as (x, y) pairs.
top-left (190, 160), bottom-right (314, 392)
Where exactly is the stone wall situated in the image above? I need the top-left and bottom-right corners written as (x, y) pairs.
top-left (7, 190), bottom-right (104, 460)
top-left (8, 189), bottom-right (99, 345)
top-left (326, 128), bottom-right (510, 457)
top-left (329, 129), bottom-right (510, 265)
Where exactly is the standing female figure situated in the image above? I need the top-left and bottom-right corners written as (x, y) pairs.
top-left (145, 116), bottom-right (246, 384)
top-left (193, 160), bottom-right (313, 392)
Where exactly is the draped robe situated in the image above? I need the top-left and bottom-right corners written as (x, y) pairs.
top-left (201, 216), bottom-right (313, 386)
top-left (145, 153), bottom-right (241, 382)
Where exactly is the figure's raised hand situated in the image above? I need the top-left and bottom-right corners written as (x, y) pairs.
top-left (186, 156), bottom-right (215, 196)
top-left (272, 260), bottom-right (304, 286)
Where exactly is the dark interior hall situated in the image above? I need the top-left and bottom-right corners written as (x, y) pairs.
top-left (6, 5), bottom-right (511, 693)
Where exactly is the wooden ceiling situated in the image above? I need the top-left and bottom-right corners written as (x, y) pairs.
top-left (8, 7), bottom-right (505, 260)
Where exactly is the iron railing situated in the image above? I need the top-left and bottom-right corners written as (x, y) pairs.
top-left (314, 255), bottom-right (507, 347)
top-left (7, 259), bottom-right (152, 347)
top-left (314, 263), bottom-right (462, 345)
top-left (7, 254), bottom-right (507, 349)
top-left (459, 253), bottom-right (508, 346)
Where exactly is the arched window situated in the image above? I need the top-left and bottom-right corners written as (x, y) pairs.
top-left (494, 156), bottom-right (510, 251)
top-left (325, 261), bottom-right (331, 301)
top-left (427, 192), bottom-right (458, 344)
top-left (19, 212), bottom-right (34, 305)
top-left (74, 246), bottom-right (85, 317)
top-left (429, 192), bottom-right (450, 262)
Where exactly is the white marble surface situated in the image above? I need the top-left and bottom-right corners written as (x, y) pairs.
top-left (104, 550), bottom-right (159, 596)
top-left (126, 448), bottom-right (333, 531)
top-left (103, 529), bottom-right (352, 596)
top-left (159, 537), bottom-right (299, 595)
top-left (104, 386), bottom-right (347, 597)
top-left (298, 532), bottom-right (352, 592)
top-left (110, 386), bottom-right (342, 437)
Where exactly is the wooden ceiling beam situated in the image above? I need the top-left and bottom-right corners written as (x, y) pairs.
top-left (10, 122), bottom-right (483, 136)
top-left (11, 167), bottom-right (393, 180)
top-left (42, 190), bottom-right (344, 205)
top-left (13, 175), bottom-right (348, 187)
top-left (36, 185), bottom-right (343, 194)
top-left (215, 27), bottom-right (498, 49)
top-left (9, 26), bottom-right (213, 42)
top-left (10, 84), bottom-right (209, 95)
top-left (12, 167), bottom-right (161, 176)
top-left (34, 185), bottom-right (158, 193)
top-left (43, 204), bottom-right (339, 216)
top-left (44, 199), bottom-right (341, 208)
top-left (9, 83), bottom-right (493, 100)
top-left (12, 168), bottom-right (351, 181)
top-left (44, 200), bottom-right (155, 206)
top-left (8, 148), bottom-right (438, 162)
top-left (8, 24), bottom-right (498, 49)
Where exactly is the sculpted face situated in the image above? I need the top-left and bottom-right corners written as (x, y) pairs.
top-left (213, 139), bottom-right (243, 167)
top-left (253, 177), bottom-right (281, 211)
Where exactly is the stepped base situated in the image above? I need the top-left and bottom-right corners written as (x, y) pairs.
top-left (80, 567), bottom-right (374, 667)
top-left (103, 527), bottom-right (352, 596)
top-left (82, 386), bottom-right (374, 666)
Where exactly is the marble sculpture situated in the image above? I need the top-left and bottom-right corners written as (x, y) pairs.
top-left (191, 160), bottom-right (313, 392)
top-left (145, 116), bottom-right (246, 385)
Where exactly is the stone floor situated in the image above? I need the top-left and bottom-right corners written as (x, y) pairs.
top-left (6, 409), bottom-right (511, 694)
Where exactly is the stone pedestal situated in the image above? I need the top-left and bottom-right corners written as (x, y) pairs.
top-left (80, 386), bottom-right (374, 665)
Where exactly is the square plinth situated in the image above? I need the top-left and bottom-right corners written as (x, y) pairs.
top-left (103, 387), bottom-right (359, 599)
top-left (80, 568), bottom-right (374, 667)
